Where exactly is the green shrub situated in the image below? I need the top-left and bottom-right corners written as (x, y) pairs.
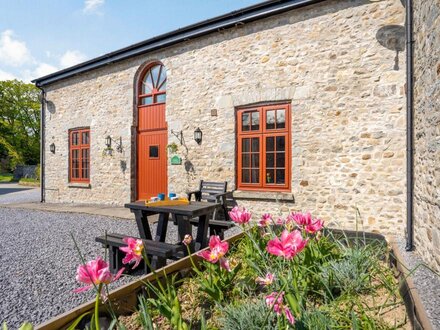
top-left (219, 299), bottom-right (277, 330)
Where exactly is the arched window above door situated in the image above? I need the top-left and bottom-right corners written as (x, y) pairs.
top-left (139, 63), bottom-right (166, 105)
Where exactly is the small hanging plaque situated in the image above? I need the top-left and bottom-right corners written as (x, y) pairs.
top-left (170, 155), bottom-right (182, 165)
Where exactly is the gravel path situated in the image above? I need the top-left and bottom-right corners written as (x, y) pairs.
top-left (0, 207), bottom-right (241, 328)
top-left (395, 239), bottom-right (440, 330)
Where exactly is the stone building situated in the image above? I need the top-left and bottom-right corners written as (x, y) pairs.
top-left (413, 0), bottom-right (440, 273)
top-left (34, 0), bottom-right (408, 236)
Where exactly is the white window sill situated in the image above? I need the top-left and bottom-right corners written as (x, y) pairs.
top-left (68, 183), bottom-right (91, 189)
top-left (233, 190), bottom-right (294, 202)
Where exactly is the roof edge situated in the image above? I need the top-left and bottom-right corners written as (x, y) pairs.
top-left (33, 0), bottom-right (326, 86)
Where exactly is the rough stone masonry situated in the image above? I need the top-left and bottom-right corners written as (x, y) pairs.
top-left (43, 0), bottom-right (407, 235)
top-left (413, 0), bottom-right (440, 273)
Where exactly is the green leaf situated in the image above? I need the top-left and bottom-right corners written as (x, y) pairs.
top-left (18, 323), bottom-right (34, 330)
top-left (66, 312), bottom-right (91, 330)
top-left (2, 322), bottom-right (8, 330)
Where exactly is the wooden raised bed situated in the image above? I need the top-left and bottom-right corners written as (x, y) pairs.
top-left (36, 230), bottom-right (433, 330)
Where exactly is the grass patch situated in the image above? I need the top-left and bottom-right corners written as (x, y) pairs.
top-left (0, 173), bottom-right (13, 182)
top-left (18, 177), bottom-right (40, 186)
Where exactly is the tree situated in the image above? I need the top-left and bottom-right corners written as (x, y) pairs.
top-left (0, 80), bottom-right (40, 170)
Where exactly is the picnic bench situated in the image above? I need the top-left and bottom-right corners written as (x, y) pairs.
top-left (96, 233), bottom-right (183, 273)
top-left (187, 180), bottom-right (236, 239)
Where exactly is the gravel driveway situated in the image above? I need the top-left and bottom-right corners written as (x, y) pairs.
top-left (0, 183), bottom-right (40, 204)
top-left (0, 208), bottom-right (163, 328)
top-left (0, 207), bottom-right (241, 328)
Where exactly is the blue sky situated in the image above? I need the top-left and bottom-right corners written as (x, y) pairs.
top-left (0, 0), bottom-right (261, 82)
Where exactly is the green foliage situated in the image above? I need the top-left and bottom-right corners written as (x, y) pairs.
top-left (321, 242), bottom-right (383, 296)
top-left (0, 173), bottom-right (13, 182)
top-left (219, 299), bottom-right (277, 330)
top-left (0, 80), bottom-right (40, 170)
top-left (194, 261), bottom-right (242, 303)
top-left (144, 273), bottom-right (189, 330)
top-left (2, 322), bottom-right (34, 330)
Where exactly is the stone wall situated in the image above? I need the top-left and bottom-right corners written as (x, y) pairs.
top-left (44, 0), bottom-right (407, 235)
top-left (413, 0), bottom-right (440, 272)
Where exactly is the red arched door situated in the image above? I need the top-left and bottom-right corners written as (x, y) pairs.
top-left (137, 63), bottom-right (167, 200)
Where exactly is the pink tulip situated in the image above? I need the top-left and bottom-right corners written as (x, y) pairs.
top-left (290, 212), bottom-right (324, 234)
top-left (256, 273), bottom-right (275, 286)
top-left (265, 291), bottom-right (295, 325)
top-left (182, 234), bottom-right (193, 246)
top-left (119, 237), bottom-right (144, 269)
top-left (258, 213), bottom-right (273, 227)
top-left (198, 235), bottom-right (229, 263)
top-left (275, 217), bottom-right (285, 225)
top-left (73, 257), bottom-right (124, 298)
top-left (266, 230), bottom-right (307, 259)
top-left (305, 218), bottom-right (324, 234)
top-left (228, 206), bottom-right (252, 225)
top-left (219, 257), bottom-right (231, 272)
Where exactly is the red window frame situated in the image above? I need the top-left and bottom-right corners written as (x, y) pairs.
top-left (237, 104), bottom-right (291, 191)
top-left (69, 128), bottom-right (90, 183)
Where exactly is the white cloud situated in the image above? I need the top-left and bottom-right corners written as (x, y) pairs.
top-left (60, 50), bottom-right (87, 68)
top-left (83, 0), bottom-right (105, 13)
top-left (0, 69), bottom-right (18, 81)
top-left (0, 30), bottom-right (33, 67)
top-left (32, 63), bottom-right (58, 79)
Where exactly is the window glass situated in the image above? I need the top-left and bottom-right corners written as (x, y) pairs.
top-left (251, 154), bottom-right (259, 168)
top-left (251, 169), bottom-right (259, 183)
top-left (242, 138), bottom-right (250, 152)
top-left (251, 138), bottom-right (259, 152)
top-left (276, 169), bottom-right (285, 184)
top-left (266, 110), bottom-right (275, 129)
top-left (266, 137), bottom-right (274, 152)
top-left (276, 109), bottom-right (286, 129)
top-left (242, 169), bottom-right (250, 183)
top-left (143, 73), bottom-right (153, 93)
top-left (266, 153), bottom-right (275, 167)
top-left (72, 132), bottom-right (79, 146)
top-left (141, 96), bottom-right (153, 105)
top-left (151, 65), bottom-right (161, 86)
top-left (156, 94), bottom-right (166, 103)
top-left (251, 112), bottom-right (260, 130)
top-left (242, 113), bottom-right (250, 131)
top-left (276, 136), bottom-right (285, 151)
top-left (266, 169), bottom-right (274, 184)
top-left (276, 153), bottom-right (285, 167)
top-left (82, 132), bottom-right (89, 144)
top-left (242, 154), bottom-right (250, 168)
top-left (149, 145), bottom-right (159, 158)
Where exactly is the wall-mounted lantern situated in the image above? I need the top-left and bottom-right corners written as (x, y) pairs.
top-left (49, 143), bottom-right (56, 154)
top-left (194, 128), bottom-right (202, 145)
top-left (105, 135), bottom-right (123, 153)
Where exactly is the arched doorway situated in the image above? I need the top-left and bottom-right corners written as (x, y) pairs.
top-left (137, 63), bottom-right (167, 200)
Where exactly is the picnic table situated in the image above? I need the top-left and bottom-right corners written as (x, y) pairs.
top-left (124, 201), bottom-right (220, 255)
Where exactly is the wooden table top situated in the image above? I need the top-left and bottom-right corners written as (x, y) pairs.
top-left (124, 201), bottom-right (220, 217)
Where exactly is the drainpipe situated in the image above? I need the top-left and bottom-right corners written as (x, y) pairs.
top-left (37, 85), bottom-right (45, 203)
top-left (405, 0), bottom-right (414, 251)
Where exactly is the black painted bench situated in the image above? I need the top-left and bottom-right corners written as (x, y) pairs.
top-left (187, 181), bottom-right (237, 239)
top-left (96, 233), bottom-right (183, 274)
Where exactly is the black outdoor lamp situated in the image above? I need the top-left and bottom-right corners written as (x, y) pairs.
top-left (194, 127), bottom-right (202, 145)
top-left (49, 143), bottom-right (56, 154)
top-left (105, 135), bottom-right (112, 148)
top-left (105, 135), bottom-right (123, 153)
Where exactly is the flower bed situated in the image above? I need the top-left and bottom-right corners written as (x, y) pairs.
top-left (42, 209), bottom-right (415, 330)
